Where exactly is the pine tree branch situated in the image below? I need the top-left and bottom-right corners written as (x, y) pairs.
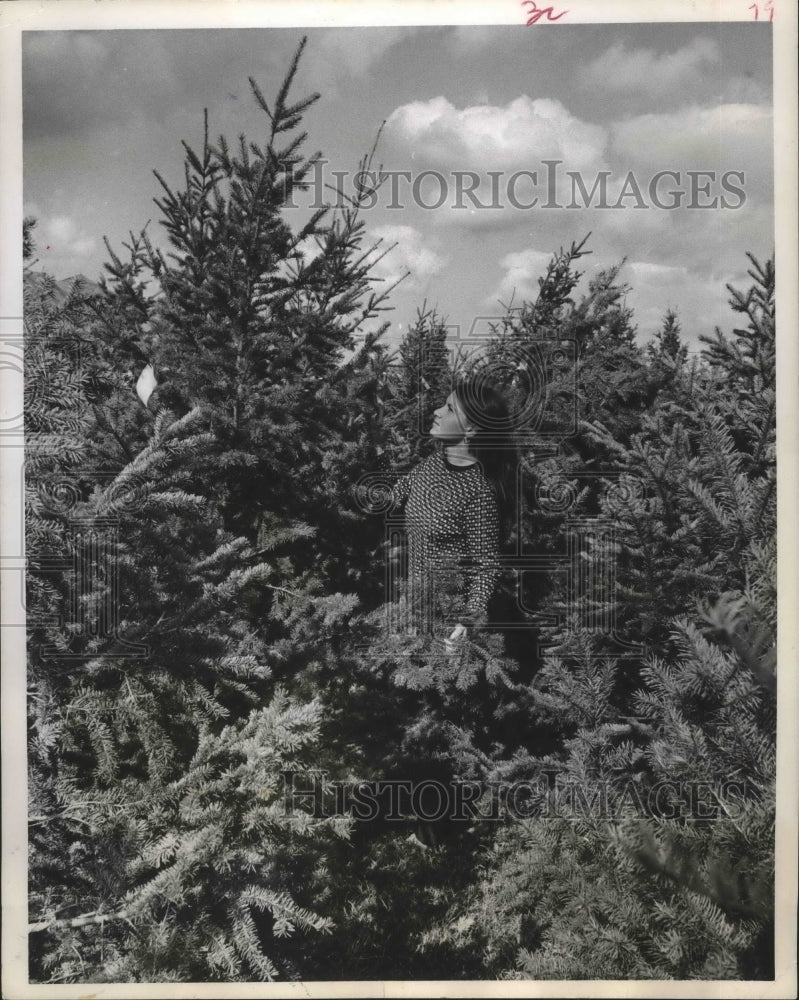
top-left (29, 909), bottom-right (130, 934)
top-left (91, 405), bottom-right (136, 463)
top-left (29, 813), bottom-right (91, 829)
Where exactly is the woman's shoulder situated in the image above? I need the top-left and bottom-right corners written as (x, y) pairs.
top-left (463, 467), bottom-right (500, 513)
top-left (411, 451), bottom-right (445, 477)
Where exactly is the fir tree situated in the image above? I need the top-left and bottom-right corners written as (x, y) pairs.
top-left (648, 308), bottom-right (689, 366)
top-left (421, 255), bottom-right (776, 981)
top-left (26, 267), bottom-right (348, 980)
top-left (88, 37), bottom-right (395, 601)
top-left (25, 41), bottom-right (401, 982)
top-left (388, 304), bottom-right (453, 465)
top-left (25, 55), bottom-right (778, 976)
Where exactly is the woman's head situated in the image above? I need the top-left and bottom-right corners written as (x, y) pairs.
top-left (452, 373), bottom-right (518, 537)
top-left (430, 392), bottom-right (471, 442)
top-left (429, 377), bottom-right (512, 444)
top-left (452, 374), bottom-right (512, 445)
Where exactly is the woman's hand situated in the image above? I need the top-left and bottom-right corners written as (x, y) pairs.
top-left (444, 623), bottom-right (468, 655)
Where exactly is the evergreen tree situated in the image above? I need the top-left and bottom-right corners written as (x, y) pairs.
top-left (88, 37), bottom-right (395, 600)
top-left (25, 52), bottom-right (778, 976)
top-left (23, 215), bottom-right (37, 263)
top-left (26, 266), bottom-right (351, 981)
top-left (389, 304), bottom-right (453, 465)
top-left (25, 41), bottom-right (398, 982)
top-left (648, 308), bottom-right (689, 366)
top-left (419, 256), bottom-right (776, 981)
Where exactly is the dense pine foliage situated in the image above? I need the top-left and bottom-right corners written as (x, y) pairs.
top-left (26, 42), bottom-right (776, 983)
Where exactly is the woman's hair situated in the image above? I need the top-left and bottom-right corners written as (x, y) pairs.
top-left (453, 372), bottom-right (519, 540)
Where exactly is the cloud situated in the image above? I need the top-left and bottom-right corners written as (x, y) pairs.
top-left (22, 27), bottom-right (423, 147)
top-left (446, 25), bottom-right (514, 51)
top-left (24, 30), bottom-right (110, 75)
top-left (31, 213), bottom-right (98, 277)
top-left (582, 38), bottom-right (720, 97)
top-left (22, 29), bottom-right (297, 141)
top-left (367, 224), bottom-right (447, 292)
top-left (610, 104), bottom-right (773, 200)
top-left (40, 215), bottom-right (96, 257)
top-left (580, 37), bottom-right (770, 111)
top-left (597, 188), bottom-right (772, 275)
top-left (313, 27), bottom-right (420, 81)
top-left (385, 95), bottom-right (607, 174)
top-left (482, 248), bottom-right (554, 310)
top-left (622, 259), bottom-right (741, 346)
top-left (24, 31), bottom-right (163, 139)
top-left (23, 32), bottom-right (112, 138)
top-left (480, 246), bottom-right (760, 348)
top-left (382, 94), bottom-right (609, 232)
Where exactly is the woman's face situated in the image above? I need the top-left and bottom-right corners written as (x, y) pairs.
top-left (430, 392), bottom-right (471, 441)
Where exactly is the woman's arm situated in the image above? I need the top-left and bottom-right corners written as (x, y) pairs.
top-left (352, 466), bottom-right (413, 516)
top-left (390, 470), bottom-right (412, 512)
top-left (462, 485), bottom-right (501, 627)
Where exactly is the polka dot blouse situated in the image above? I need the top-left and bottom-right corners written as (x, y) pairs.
top-left (391, 450), bottom-right (501, 629)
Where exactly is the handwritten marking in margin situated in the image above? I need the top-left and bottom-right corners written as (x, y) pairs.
top-left (522, 1), bottom-right (569, 26)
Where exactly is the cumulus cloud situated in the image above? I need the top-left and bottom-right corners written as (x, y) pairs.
top-left (382, 95), bottom-right (609, 232)
top-left (622, 259), bottom-right (736, 346)
top-left (581, 36), bottom-right (770, 109)
top-left (385, 95), bottom-right (607, 174)
top-left (482, 248), bottom-right (554, 310)
top-left (582, 38), bottom-right (720, 97)
top-left (367, 224), bottom-right (447, 293)
top-left (610, 103), bottom-right (773, 200)
top-left (480, 248), bottom-right (756, 348)
top-left (31, 213), bottom-right (98, 278)
top-left (38, 214), bottom-right (96, 259)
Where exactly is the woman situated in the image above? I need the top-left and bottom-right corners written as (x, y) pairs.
top-left (391, 376), bottom-right (512, 653)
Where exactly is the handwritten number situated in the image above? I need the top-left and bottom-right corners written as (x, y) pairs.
top-left (525, 0), bottom-right (770, 25)
top-left (749, 1), bottom-right (775, 20)
top-left (522, 1), bottom-right (568, 25)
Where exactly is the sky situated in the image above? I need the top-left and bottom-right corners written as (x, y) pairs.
top-left (22, 22), bottom-right (773, 350)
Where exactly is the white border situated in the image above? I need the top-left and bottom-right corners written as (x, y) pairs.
top-left (2, 1), bottom-right (796, 998)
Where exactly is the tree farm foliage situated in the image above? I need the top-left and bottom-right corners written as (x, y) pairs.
top-left (25, 41), bottom-right (776, 983)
